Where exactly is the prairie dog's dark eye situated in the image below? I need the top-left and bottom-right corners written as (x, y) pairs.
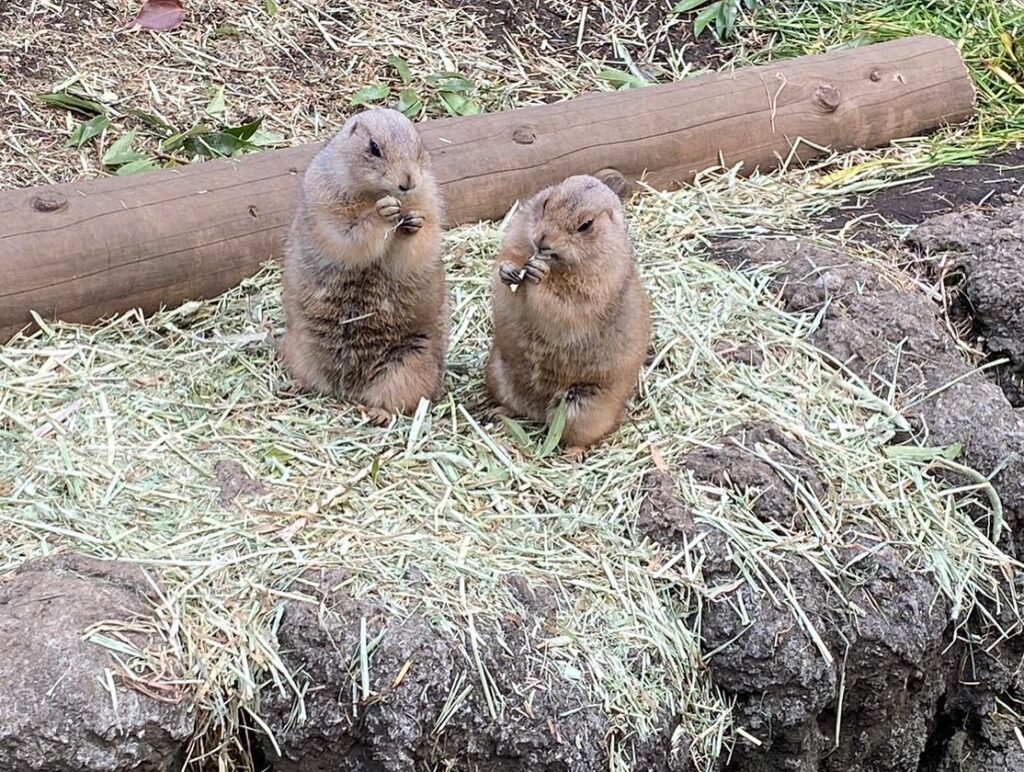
top-left (368, 140), bottom-right (382, 158)
top-left (577, 219), bottom-right (594, 233)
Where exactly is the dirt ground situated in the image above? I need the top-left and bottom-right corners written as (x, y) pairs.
top-left (822, 147), bottom-right (1024, 231)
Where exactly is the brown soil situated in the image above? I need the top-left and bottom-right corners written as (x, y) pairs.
top-left (438, 0), bottom-right (730, 70)
top-left (821, 148), bottom-right (1024, 231)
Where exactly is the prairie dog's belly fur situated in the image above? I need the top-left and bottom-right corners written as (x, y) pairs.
top-left (296, 260), bottom-right (442, 396)
top-left (495, 273), bottom-right (648, 410)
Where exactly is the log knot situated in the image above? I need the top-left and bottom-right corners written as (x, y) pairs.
top-left (31, 193), bottom-right (68, 214)
top-left (512, 126), bottom-right (536, 145)
top-left (813, 84), bottom-right (842, 113)
top-left (594, 169), bottom-right (632, 202)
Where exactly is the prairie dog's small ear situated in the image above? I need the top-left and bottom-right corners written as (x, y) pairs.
top-left (347, 119), bottom-right (361, 137)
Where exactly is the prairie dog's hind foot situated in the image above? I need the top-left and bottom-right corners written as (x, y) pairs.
top-left (557, 385), bottom-right (624, 454)
top-left (564, 446), bottom-right (587, 462)
top-left (357, 404), bottom-right (394, 427)
top-left (483, 404), bottom-right (512, 424)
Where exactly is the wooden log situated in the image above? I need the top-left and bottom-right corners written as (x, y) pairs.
top-left (0, 35), bottom-right (974, 342)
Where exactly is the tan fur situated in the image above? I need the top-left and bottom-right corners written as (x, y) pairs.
top-left (281, 108), bottom-right (448, 418)
top-left (485, 175), bottom-right (651, 454)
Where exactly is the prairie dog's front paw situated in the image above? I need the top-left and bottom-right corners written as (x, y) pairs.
top-left (398, 211), bottom-right (424, 234)
top-left (376, 195), bottom-right (402, 222)
top-left (499, 261), bottom-right (525, 287)
top-left (523, 258), bottom-right (550, 285)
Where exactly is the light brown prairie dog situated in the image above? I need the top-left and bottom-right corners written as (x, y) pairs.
top-left (280, 108), bottom-right (448, 423)
top-left (485, 175), bottom-right (651, 457)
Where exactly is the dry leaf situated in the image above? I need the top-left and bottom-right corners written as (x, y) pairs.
top-left (131, 0), bottom-right (186, 32)
top-left (650, 443), bottom-right (670, 473)
top-left (276, 517), bottom-right (307, 542)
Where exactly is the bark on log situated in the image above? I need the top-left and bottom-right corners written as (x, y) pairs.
top-left (0, 35), bottom-right (974, 342)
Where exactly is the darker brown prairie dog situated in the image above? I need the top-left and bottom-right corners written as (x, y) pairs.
top-left (485, 175), bottom-right (651, 458)
top-left (281, 108), bottom-right (448, 423)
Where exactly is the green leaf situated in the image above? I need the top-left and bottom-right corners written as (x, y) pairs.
top-left (884, 443), bottom-right (963, 462)
top-left (387, 55), bottom-right (413, 85)
top-left (426, 73), bottom-right (475, 93)
top-left (350, 85), bottom-right (391, 106)
top-left (395, 88), bottom-right (422, 118)
top-left (115, 158), bottom-right (162, 176)
top-left (720, 0), bottom-right (739, 35)
top-left (248, 126), bottom-right (285, 147)
top-left (192, 131), bottom-right (252, 158)
top-left (223, 116), bottom-right (264, 141)
top-left (370, 455), bottom-right (381, 484)
top-left (500, 416), bottom-right (533, 451)
top-left (672, 0), bottom-right (710, 12)
top-left (211, 24), bottom-right (241, 38)
top-left (693, 3), bottom-right (720, 37)
top-left (126, 108), bottom-right (175, 136)
top-left (38, 91), bottom-right (106, 116)
top-left (264, 0), bottom-right (278, 14)
top-left (597, 67), bottom-right (649, 90)
top-left (67, 115), bottom-right (110, 148)
top-left (205, 87), bottom-right (226, 117)
top-left (162, 123), bottom-right (209, 153)
top-left (265, 446), bottom-right (291, 465)
top-left (743, 0), bottom-right (756, 9)
top-left (538, 399), bottom-right (568, 459)
top-left (438, 91), bottom-right (480, 116)
top-left (102, 132), bottom-right (148, 167)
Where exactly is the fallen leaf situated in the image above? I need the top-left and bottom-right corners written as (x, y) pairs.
top-left (350, 85), bottom-right (391, 107)
top-left (650, 444), bottom-right (670, 473)
top-left (38, 91), bottom-right (106, 116)
top-left (277, 517), bottom-right (307, 542)
top-left (115, 158), bottom-right (162, 176)
top-left (67, 115), bottom-right (110, 148)
top-left (102, 132), bottom-right (148, 167)
top-left (131, 0), bottom-right (186, 32)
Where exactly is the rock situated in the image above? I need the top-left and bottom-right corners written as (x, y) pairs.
top-left (640, 424), bottom-right (950, 772)
top-left (717, 239), bottom-right (1024, 540)
top-left (259, 575), bottom-right (683, 771)
top-left (0, 554), bottom-right (193, 772)
top-left (910, 200), bottom-right (1024, 406)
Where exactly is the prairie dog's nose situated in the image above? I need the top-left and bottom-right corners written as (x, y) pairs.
top-left (536, 232), bottom-right (550, 251)
top-left (398, 173), bottom-right (415, 193)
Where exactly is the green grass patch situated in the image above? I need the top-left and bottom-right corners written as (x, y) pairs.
top-left (738, 0), bottom-right (1024, 182)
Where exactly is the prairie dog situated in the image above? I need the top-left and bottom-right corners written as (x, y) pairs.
top-left (281, 108), bottom-right (448, 421)
top-left (485, 175), bottom-right (651, 456)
